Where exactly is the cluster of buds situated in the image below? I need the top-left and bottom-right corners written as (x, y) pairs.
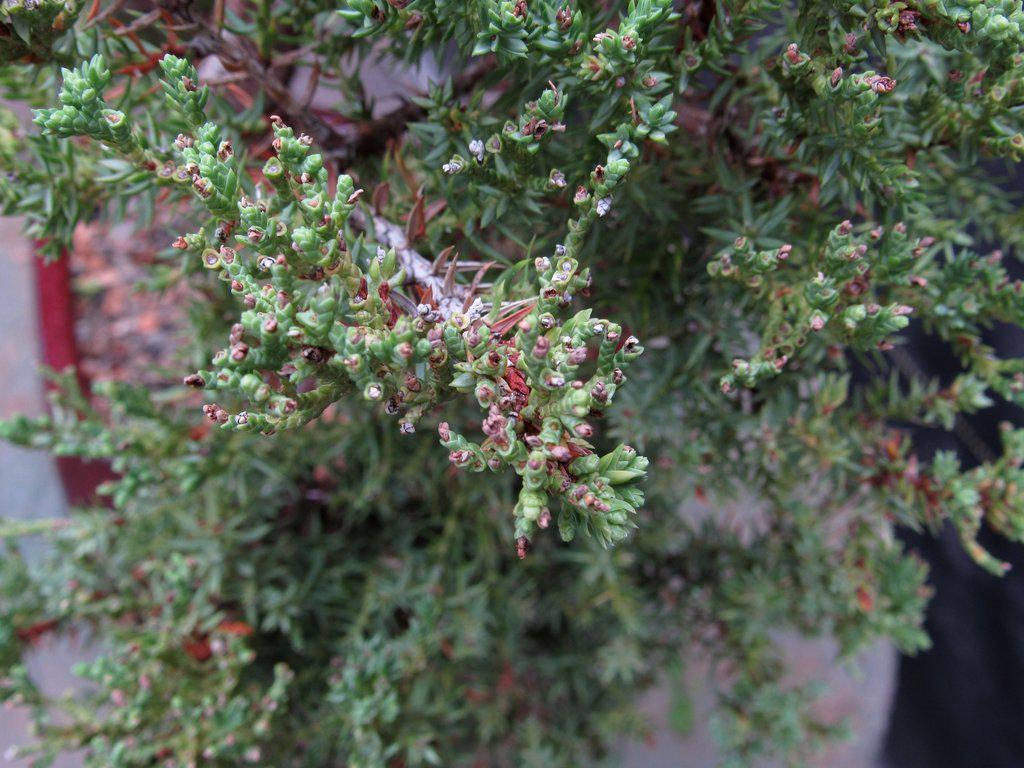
top-left (442, 82), bottom-right (567, 188)
top-left (33, 55), bottom-right (154, 168)
top-left (439, 251), bottom-right (647, 552)
top-left (713, 220), bottom-right (921, 392)
top-left (768, 40), bottom-right (919, 197)
top-left (901, 246), bottom-right (1024, 407)
top-left (864, 424), bottom-right (1024, 576)
top-left (579, 0), bottom-right (677, 87)
top-left (838, 0), bottom-right (1024, 62)
top-left (36, 53), bottom-right (649, 553)
top-left (775, 41), bottom-right (899, 135)
top-left (341, 0), bottom-right (678, 84)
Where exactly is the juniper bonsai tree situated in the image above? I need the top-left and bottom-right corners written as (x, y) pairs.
top-left (1, 0), bottom-right (1023, 765)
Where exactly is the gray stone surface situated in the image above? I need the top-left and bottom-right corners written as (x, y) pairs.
top-left (0, 216), bottom-right (82, 767)
top-left (620, 637), bottom-right (897, 768)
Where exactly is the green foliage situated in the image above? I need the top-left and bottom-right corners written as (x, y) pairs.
top-left (0, 0), bottom-right (78, 65)
top-left (2, 0), bottom-right (1024, 765)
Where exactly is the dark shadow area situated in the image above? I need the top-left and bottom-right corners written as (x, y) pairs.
top-left (884, 247), bottom-right (1024, 768)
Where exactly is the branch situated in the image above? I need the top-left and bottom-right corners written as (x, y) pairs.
top-left (157, 1), bottom-right (339, 149)
top-left (348, 206), bottom-right (470, 318)
top-left (160, 1), bottom-right (496, 165)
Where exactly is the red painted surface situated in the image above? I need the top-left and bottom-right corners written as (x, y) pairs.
top-left (33, 245), bottom-right (115, 506)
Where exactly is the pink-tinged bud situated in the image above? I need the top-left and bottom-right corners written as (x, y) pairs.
top-left (516, 536), bottom-right (530, 559)
top-left (893, 304), bottom-right (914, 316)
top-left (568, 347), bottom-right (588, 365)
top-left (449, 449), bottom-right (471, 464)
top-left (810, 314), bottom-right (826, 331)
top-left (556, 5), bottom-right (572, 30)
top-left (538, 509), bottom-right (552, 529)
top-left (438, 422), bottom-right (451, 441)
top-left (549, 445), bottom-right (572, 462)
top-left (231, 343), bottom-right (249, 361)
top-left (867, 75), bottom-right (896, 94)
